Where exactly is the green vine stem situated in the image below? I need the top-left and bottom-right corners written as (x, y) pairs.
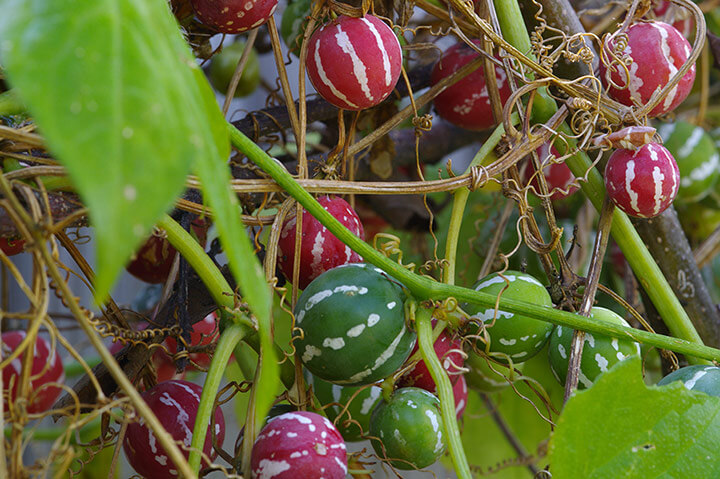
top-left (229, 123), bottom-right (720, 363)
top-left (188, 323), bottom-right (247, 473)
top-left (490, 0), bottom-right (707, 360)
top-left (415, 304), bottom-right (471, 479)
top-left (443, 188), bottom-right (469, 286)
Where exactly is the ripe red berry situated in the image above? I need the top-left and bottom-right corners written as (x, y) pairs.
top-left (191, 0), bottom-right (278, 34)
top-left (277, 196), bottom-right (364, 290)
top-left (123, 380), bottom-right (225, 479)
top-left (604, 142), bottom-right (680, 218)
top-left (251, 411), bottom-right (348, 479)
top-left (0, 237), bottom-right (25, 256)
top-left (126, 220), bottom-right (208, 284)
top-left (600, 21), bottom-right (695, 118)
top-left (397, 326), bottom-right (464, 393)
top-left (306, 15), bottom-right (403, 111)
top-left (165, 311), bottom-right (219, 369)
top-left (431, 41), bottom-right (511, 130)
top-left (1, 331), bottom-right (64, 414)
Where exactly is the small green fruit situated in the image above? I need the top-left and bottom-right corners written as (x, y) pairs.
top-left (208, 41), bottom-right (260, 98)
top-left (658, 365), bottom-right (720, 396)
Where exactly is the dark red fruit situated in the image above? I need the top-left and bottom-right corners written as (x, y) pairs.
top-left (277, 196), bottom-right (364, 290)
top-left (0, 237), bottom-right (24, 256)
top-left (123, 380), bottom-right (225, 479)
top-left (191, 0), bottom-right (278, 34)
top-left (1, 331), bottom-right (64, 414)
top-left (526, 143), bottom-right (577, 201)
top-left (604, 142), bottom-right (680, 218)
top-left (306, 15), bottom-right (403, 111)
top-left (127, 220), bottom-right (208, 284)
top-left (165, 311), bottom-right (219, 369)
top-left (251, 411), bottom-right (347, 479)
top-left (431, 41), bottom-right (511, 130)
top-left (397, 324), bottom-right (464, 392)
top-left (600, 21), bottom-right (695, 117)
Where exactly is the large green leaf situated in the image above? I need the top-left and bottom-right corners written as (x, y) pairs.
top-left (549, 357), bottom-right (720, 478)
top-left (0, 0), bottom-right (228, 299)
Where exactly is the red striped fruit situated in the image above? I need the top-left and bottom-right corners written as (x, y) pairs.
top-left (453, 375), bottom-right (468, 420)
top-left (1, 331), bottom-right (64, 414)
top-left (251, 411), bottom-right (347, 479)
top-left (277, 196), bottom-right (364, 290)
top-left (306, 15), bottom-right (403, 111)
top-left (526, 143), bottom-right (577, 201)
top-left (165, 311), bottom-right (219, 369)
top-left (604, 142), bottom-right (680, 218)
top-left (397, 324), bottom-right (464, 393)
top-left (599, 21), bottom-right (695, 118)
top-left (431, 41), bottom-right (511, 130)
top-left (191, 0), bottom-right (278, 34)
top-left (654, 1), bottom-right (693, 38)
top-left (123, 380), bottom-right (225, 479)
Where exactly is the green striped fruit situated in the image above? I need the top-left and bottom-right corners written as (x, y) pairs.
top-left (307, 373), bottom-right (382, 441)
top-left (294, 263), bottom-right (415, 386)
top-left (465, 352), bottom-right (524, 393)
top-left (548, 307), bottom-right (640, 389)
top-left (369, 387), bottom-right (446, 470)
top-left (657, 121), bottom-right (720, 202)
top-left (462, 271), bottom-right (554, 362)
top-left (658, 365), bottom-right (720, 397)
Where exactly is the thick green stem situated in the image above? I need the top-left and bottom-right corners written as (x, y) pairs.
top-left (443, 188), bottom-right (469, 286)
top-left (492, 0), bottom-right (706, 362)
top-left (188, 324), bottom-right (247, 473)
top-left (230, 123), bottom-right (720, 363)
top-left (415, 305), bottom-right (471, 479)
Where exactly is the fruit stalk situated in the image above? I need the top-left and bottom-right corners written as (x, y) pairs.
top-left (230, 122), bottom-right (720, 362)
top-left (415, 305), bottom-right (471, 479)
top-left (188, 323), bottom-right (247, 473)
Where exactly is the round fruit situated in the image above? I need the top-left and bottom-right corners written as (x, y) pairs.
top-left (658, 365), bottom-right (720, 396)
top-left (306, 15), bottom-right (403, 111)
top-left (599, 21), bottom-right (695, 118)
top-left (307, 373), bottom-right (382, 441)
top-left (431, 41), bottom-right (512, 131)
top-left (191, 0), bottom-right (278, 34)
top-left (127, 220), bottom-right (208, 284)
top-left (293, 263), bottom-right (415, 386)
top-left (526, 143), bottom-right (578, 201)
top-left (208, 41), bottom-right (260, 98)
top-left (453, 374), bottom-right (468, 420)
top-left (165, 311), bottom-right (219, 369)
top-left (656, 121), bottom-right (719, 202)
top-left (462, 271), bottom-right (554, 362)
top-left (1, 331), bottom-right (64, 414)
top-left (548, 307), bottom-right (640, 389)
top-left (396, 324), bottom-right (464, 392)
top-left (604, 142), bottom-right (680, 218)
top-left (123, 380), bottom-right (225, 478)
top-left (280, 0), bottom-right (314, 56)
top-left (277, 195), bottom-right (364, 290)
top-left (653, 1), bottom-right (693, 38)
top-left (465, 352), bottom-right (524, 393)
top-left (369, 387), bottom-right (446, 470)
top-left (250, 411), bottom-right (347, 479)
top-left (0, 237), bottom-right (24, 256)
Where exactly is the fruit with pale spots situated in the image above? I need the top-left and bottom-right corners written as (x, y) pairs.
top-left (306, 373), bottom-right (382, 441)
top-left (165, 311), bottom-right (219, 369)
top-left (461, 271), bottom-right (554, 362)
top-left (397, 323), bottom-right (464, 392)
top-left (658, 365), bottom-right (720, 396)
top-left (277, 196), bottom-right (364, 290)
top-left (453, 375), bottom-right (468, 420)
top-left (191, 0), bottom-right (278, 34)
top-left (305, 15), bottom-right (403, 110)
top-left (369, 387), bottom-right (446, 469)
top-left (293, 263), bottom-right (415, 386)
top-left (1, 331), bottom-right (64, 414)
top-left (604, 142), bottom-right (680, 218)
top-left (250, 411), bottom-right (347, 479)
top-left (431, 41), bottom-right (512, 130)
top-left (548, 307), bottom-right (640, 389)
top-left (599, 21), bottom-right (695, 117)
top-left (656, 121), bottom-right (719, 203)
top-left (123, 380), bottom-right (225, 479)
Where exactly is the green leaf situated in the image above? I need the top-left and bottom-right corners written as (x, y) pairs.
top-left (0, 0), bottom-right (227, 300)
top-left (549, 357), bottom-right (720, 478)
